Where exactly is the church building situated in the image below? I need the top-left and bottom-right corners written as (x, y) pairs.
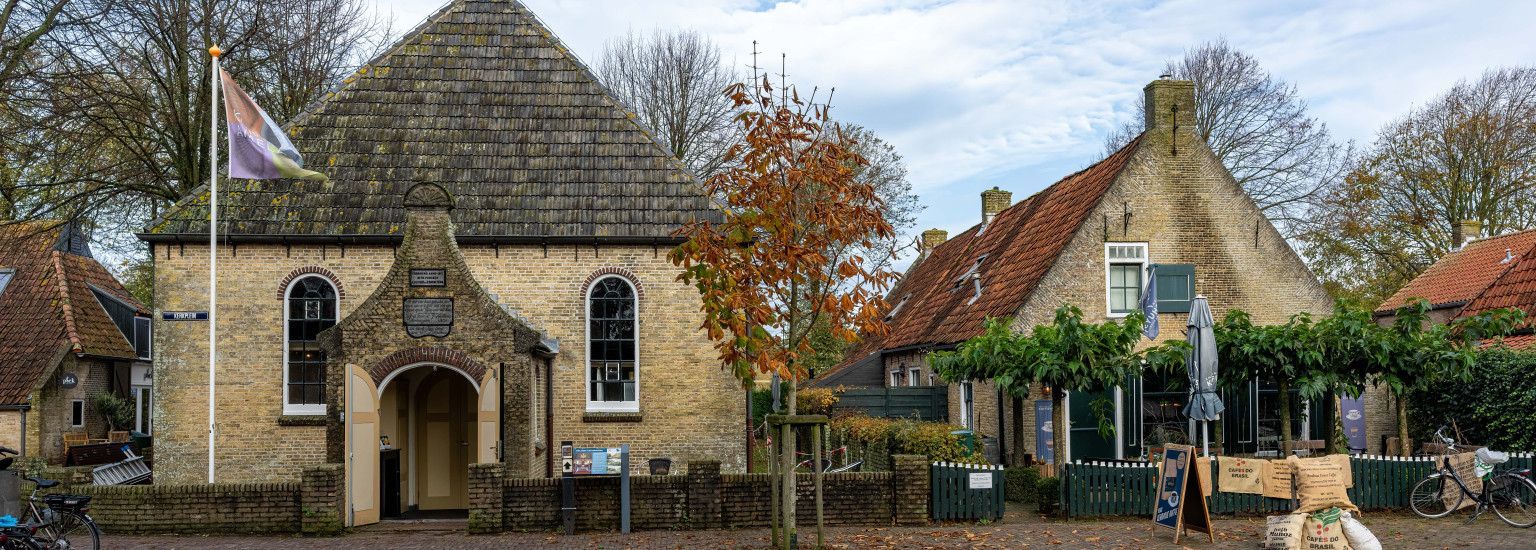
top-left (138, 0), bottom-right (744, 524)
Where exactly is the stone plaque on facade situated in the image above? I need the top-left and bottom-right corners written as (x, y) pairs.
top-left (403, 298), bottom-right (453, 337)
top-left (409, 269), bottom-right (446, 287)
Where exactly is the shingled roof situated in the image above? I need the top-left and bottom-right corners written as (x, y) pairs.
top-left (830, 136), bottom-right (1143, 373)
top-left (1454, 231), bottom-right (1536, 349)
top-left (1376, 230), bottom-right (1536, 313)
top-left (142, 0), bottom-right (717, 243)
top-left (0, 222), bottom-right (147, 405)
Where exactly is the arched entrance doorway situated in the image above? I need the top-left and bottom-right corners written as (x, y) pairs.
top-left (346, 360), bottom-right (498, 525)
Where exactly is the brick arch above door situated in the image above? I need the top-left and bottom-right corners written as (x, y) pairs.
top-left (367, 346), bottom-right (488, 387)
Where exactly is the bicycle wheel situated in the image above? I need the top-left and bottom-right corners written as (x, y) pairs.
top-left (37, 510), bottom-right (98, 550)
top-left (1410, 474), bottom-right (1461, 518)
top-left (1491, 473), bottom-right (1536, 528)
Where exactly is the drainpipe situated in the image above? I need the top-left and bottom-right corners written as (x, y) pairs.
top-left (498, 363), bottom-right (506, 465)
top-left (544, 357), bottom-right (554, 478)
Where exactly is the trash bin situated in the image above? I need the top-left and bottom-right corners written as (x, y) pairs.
top-left (951, 429), bottom-right (975, 456)
top-left (0, 471), bottom-right (18, 518)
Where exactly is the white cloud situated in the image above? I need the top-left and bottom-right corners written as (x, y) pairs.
top-left (370, 0), bottom-right (1536, 244)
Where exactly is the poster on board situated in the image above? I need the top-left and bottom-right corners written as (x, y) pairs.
top-left (1154, 444), bottom-right (1214, 543)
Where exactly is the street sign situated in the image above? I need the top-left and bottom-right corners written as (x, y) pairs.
top-left (161, 311), bottom-right (208, 321)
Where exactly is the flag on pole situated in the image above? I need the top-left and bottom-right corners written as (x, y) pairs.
top-left (1141, 264), bottom-right (1159, 339)
top-left (218, 69), bottom-right (327, 181)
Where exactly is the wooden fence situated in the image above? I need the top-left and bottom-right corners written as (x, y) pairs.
top-left (833, 386), bottom-right (948, 422)
top-left (1062, 453), bottom-right (1536, 518)
top-left (931, 462), bottom-right (1005, 521)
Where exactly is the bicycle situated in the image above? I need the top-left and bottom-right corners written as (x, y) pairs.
top-left (1408, 427), bottom-right (1536, 528)
top-left (0, 446), bottom-right (100, 550)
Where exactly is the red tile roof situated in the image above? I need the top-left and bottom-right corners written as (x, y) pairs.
top-left (1494, 334), bottom-right (1536, 350)
top-left (1377, 230), bottom-right (1536, 313)
top-left (1457, 232), bottom-right (1536, 333)
top-left (832, 136), bottom-right (1142, 372)
top-left (0, 222), bottom-right (145, 405)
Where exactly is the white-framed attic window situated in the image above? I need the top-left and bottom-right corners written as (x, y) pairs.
top-left (1105, 243), bottom-right (1149, 318)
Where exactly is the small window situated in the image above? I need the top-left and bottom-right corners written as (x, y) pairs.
top-left (958, 381), bottom-right (974, 429)
top-left (890, 370), bottom-right (904, 387)
top-left (1154, 264), bottom-right (1196, 314)
top-left (1105, 243), bottom-right (1149, 317)
top-left (908, 367), bottom-right (922, 387)
top-left (133, 317), bottom-right (151, 360)
top-left (0, 269), bottom-right (13, 296)
top-left (134, 386), bottom-right (153, 435)
top-left (70, 400), bottom-right (85, 428)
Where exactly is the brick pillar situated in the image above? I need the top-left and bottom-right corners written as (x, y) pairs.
top-left (468, 463), bottom-right (507, 534)
top-left (892, 455), bottom-right (929, 525)
top-left (686, 460), bottom-right (722, 529)
top-left (300, 463), bottom-right (345, 535)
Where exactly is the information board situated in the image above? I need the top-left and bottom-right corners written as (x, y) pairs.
top-left (1154, 443), bottom-right (1213, 543)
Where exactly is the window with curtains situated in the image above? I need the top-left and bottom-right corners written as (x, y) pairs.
top-left (588, 276), bottom-right (638, 411)
top-left (285, 275), bottom-right (336, 414)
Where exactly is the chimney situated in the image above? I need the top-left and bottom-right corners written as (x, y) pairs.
top-left (1144, 76), bottom-right (1197, 141)
top-left (1456, 219), bottom-right (1483, 247)
top-left (919, 228), bottom-right (948, 257)
top-left (981, 187), bottom-right (1012, 224)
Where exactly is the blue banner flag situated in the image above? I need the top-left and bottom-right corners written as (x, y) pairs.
top-left (1141, 264), bottom-right (1159, 339)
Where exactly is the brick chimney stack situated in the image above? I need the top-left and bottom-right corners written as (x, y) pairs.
top-left (1456, 219), bottom-right (1483, 248)
top-left (981, 187), bottom-right (1012, 224)
top-left (919, 228), bottom-right (948, 258)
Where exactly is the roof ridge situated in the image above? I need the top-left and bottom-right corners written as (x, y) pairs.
top-left (49, 250), bottom-right (84, 356)
top-left (1464, 227), bottom-right (1536, 246)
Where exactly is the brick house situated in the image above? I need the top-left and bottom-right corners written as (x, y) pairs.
top-left (821, 77), bottom-right (1393, 463)
top-left (0, 222), bottom-right (153, 464)
top-left (137, 0), bottom-right (742, 525)
top-left (1375, 227), bottom-right (1536, 348)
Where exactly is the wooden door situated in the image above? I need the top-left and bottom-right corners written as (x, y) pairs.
top-left (345, 364), bottom-right (380, 526)
top-left (477, 369), bottom-right (498, 463)
top-left (417, 371), bottom-right (469, 509)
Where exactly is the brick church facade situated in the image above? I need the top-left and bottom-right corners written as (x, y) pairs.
top-left (139, 0), bottom-right (743, 524)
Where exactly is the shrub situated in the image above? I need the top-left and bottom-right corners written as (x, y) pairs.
top-left (1006, 467), bottom-right (1041, 503)
top-left (91, 392), bottom-right (133, 432)
top-left (1409, 349), bottom-right (1536, 451)
top-left (1036, 476), bottom-right (1061, 509)
top-left (798, 387), bottom-right (839, 416)
top-left (830, 414), bottom-right (982, 463)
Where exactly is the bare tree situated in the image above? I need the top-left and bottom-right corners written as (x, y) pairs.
top-left (1303, 67), bottom-right (1536, 305)
top-left (597, 29), bottom-right (738, 180)
top-left (1106, 39), bottom-right (1347, 235)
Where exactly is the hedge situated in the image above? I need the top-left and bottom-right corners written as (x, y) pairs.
top-left (1409, 348), bottom-right (1536, 451)
top-left (828, 414), bottom-right (982, 470)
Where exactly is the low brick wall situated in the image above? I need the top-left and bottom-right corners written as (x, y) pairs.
top-left (33, 464), bottom-right (344, 536)
top-left (478, 454), bottom-right (930, 533)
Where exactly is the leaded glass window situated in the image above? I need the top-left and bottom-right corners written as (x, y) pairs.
top-left (588, 276), bottom-right (637, 410)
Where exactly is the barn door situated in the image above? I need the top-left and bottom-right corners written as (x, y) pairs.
top-left (478, 369), bottom-right (499, 463)
top-left (345, 364), bottom-right (380, 526)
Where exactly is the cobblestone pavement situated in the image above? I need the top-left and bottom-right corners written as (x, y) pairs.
top-left (103, 508), bottom-right (1533, 548)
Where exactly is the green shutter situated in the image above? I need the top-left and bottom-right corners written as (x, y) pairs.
top-left (1154, 264), bottom-right (1194, 313)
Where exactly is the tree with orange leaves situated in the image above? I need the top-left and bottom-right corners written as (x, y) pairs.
top-left (670, 60), bottom-right (899, 549)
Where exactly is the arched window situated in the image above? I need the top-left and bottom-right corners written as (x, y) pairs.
top-left (285, 275), bottom-right (337, 414)
top-left (587, 276), bottom-right (637, 411)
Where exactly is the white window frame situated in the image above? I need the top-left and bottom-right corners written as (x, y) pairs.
top-left (959, 380), bottom-right (974, 429)
top-left (889, 370), bottom-right (903, 388)
top-left (134, 316), bottom-right (152, 361)
top-left (585, 275), bottom-right (640, 413)
top-left (134, 386), bottom-right (153, 434)
top-left (1104, 243), bottom-right (1149, 318)
top-left (70, 399), bottom-right (85, 428)
top-left (283, 274), bottom-right (339, 416)
top-left (908, 367), bottom-right (922, 387)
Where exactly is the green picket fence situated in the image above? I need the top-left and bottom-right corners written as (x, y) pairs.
top-left (1063, 453), bottom-right (1536, 518)
top-left (931, 462), bottom-right (1005, 521)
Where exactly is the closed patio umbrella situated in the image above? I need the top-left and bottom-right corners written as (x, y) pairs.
top-left (1183, 295), bottom-right (1224, 456)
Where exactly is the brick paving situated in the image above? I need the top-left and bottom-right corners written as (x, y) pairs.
top-left (102, 507), bottom-right (1532, 548)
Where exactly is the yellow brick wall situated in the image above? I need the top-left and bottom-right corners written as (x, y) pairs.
top-left (0, 411), bottom-right (20, 453)
top-left (150, 242), bottom-right (744, 484)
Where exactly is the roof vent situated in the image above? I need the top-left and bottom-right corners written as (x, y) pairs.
top-left (1502, 248), bottom-right (1515, 264)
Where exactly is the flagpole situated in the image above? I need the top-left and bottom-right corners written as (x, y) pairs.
top-left (208, 44), bottom-right (222, 484)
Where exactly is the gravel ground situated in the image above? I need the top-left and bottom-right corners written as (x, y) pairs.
top-left (102, 506), bottom-right (1534, 548)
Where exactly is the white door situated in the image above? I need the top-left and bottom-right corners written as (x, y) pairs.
top-left (345, 364), bottom-right (380, 526)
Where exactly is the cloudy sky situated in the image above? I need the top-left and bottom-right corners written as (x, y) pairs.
top-left (373, 0), bottom-right (1536, 254)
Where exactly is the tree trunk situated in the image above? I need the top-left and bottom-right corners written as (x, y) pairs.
top-left (780, 382), bottom-right (797, 550)
top-left (1397, 393), bottom-right (1412, 458)
top-left (1278, 379), bottom-right (1293, 456)
top-left (1011, 396), bottom-right (1026, 466)
top-left (1052, 389), bottom-right (1067, 468)
top-left (1327, 393), bottom-right (1348, 455)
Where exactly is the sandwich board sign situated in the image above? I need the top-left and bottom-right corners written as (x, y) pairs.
top-left (1153, 443), bottom-right (1213, 543)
